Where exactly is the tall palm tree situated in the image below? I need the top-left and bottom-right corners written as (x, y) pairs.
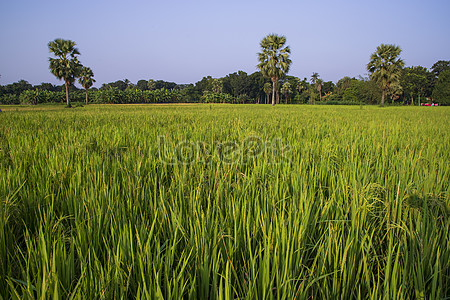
top-left (310, 73), bottom-right (321, 102)
top-left (48, 39), bottom-right (81, 106)
top-left (257, 34), bottom-right (292, 106)
top-left (316, 79), bottom-right (323, 101)
top-left (310, 72), bottom-right (319, 86)
top-left (78, 66), bottom-right (95, 105)
top-left (367, 44), bottom-right (404, 107)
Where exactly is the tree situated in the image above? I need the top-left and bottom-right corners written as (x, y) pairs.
top-left (281, 82), bottom-right (292, 103)
top-left (310, 72), bottom-right (319, 85)
top-left (223, 71), bottom-right (249, 97)
top-left (431, 60), bottom-right (450, 78)
top-left (401, 66), bottom-right (432, 105)
top-left (310, 73), bottom-right (323, 102)
top-left (123, 79), bottom-right (132, 89)
top-left (308, 87), bottom-right (317, 104)
top-left (247, 72), bottom-right (266, 103)
top-left (3, 80), bottom-right (33, 95)
top-left (336, 76), bottom-right (352, 95)
top-left (387, 81), bottom-right (403, 104)
top-left (257, 34), bottom-right (292, 106)
top-left (35, 82), bottom-right (58, 92)
top-left (101, 80), bottom-right (127, 91)
top-left (136, 80), bottom-right (148, 90)
top-left (322, 81), bottom-right (335, 95)
top-left (432, 69), bottom-right (450, 105)
top-left (354, 78), bottom-right (381, 105)
top-left (274, 81), bottom-right (281, 104)
top-left (78, 66), bottom-right (95, 105)
top-left (367, 44), bottom-right (404, 107)
top-left (316, 79), bottom-right (323, 101)
top-left (296, 79), bottom-right (306, 93)
top-left (211, 78), bottom-right (223, 94)
top-left (148, 79), bottom-right (156, 91)
top-left (48, 38), bottom-right (82, 106)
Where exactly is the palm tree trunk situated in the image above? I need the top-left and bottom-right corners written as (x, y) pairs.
top-left (272, 81), bottom-right (276, 106)
top-left (85, 89), bottom-right (88, 105)
top-left (65, 82), bottom-right (70, 106)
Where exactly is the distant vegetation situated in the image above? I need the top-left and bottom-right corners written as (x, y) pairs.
top-left (0, 37), bottom-right (449, 106)
top-left (1, 63), bottom-right (449, 106)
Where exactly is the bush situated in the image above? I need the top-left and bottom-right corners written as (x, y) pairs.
top-left (0, 94), bottom-right (20, 105)
top-left (432, 70), bottom-right (450, 105)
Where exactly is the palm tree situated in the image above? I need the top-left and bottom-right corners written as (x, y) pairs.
top-left (78, 66), bottom-right (95, 105)
top-left (367, 44), bottom-right (404, 107)
top-left (124, 79), bottom-right (134, 90)
top-left (310, 72), bottom-right (319, 86)
top-left (263, 82), bottom-right (272, 104)
top-left (281, 82), bottom-right (292, 104)
top-left (257, 34), bottom-right (292, 106)
top-left (48, 39), bottom-right (81, 106)
top-left (316, 79), bottom-right (323, 101)
top-left (274, 81), bottom-right (281, 104)
top-left (310, 73), bottom-right (322, 102)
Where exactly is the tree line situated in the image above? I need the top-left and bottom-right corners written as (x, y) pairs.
top-left (0, 38), bottom-right (449, 106)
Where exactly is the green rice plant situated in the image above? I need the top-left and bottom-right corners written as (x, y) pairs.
top-left (0, 104), bottom-right (448, 299)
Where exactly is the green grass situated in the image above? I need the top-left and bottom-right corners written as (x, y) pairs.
top-left (0, 104), bottom-right (449, 299)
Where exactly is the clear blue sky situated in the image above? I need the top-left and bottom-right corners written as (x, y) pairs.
top-left (1, 0), bottom-right (449, 87)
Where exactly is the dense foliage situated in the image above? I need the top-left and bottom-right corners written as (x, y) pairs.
top-left (432, 70), bottom-right (450, 105)
top-left (0, 105), bottom-right (448, 298)
top-left (2, 59), bottom-right (448, 105)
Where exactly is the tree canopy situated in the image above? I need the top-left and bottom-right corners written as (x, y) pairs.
top-left (432, 70), bottom-right (450, 105)
top-left (257, 34), bottom-right (291, 106)
top-left (78, 66), bottom-right (95, 104)
top-left (48, 38), bottom-right (82, 106)
top-left (367, 44), bottom-right (405, 107)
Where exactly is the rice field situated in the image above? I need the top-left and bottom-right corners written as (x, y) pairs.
top-left (0, 104), bottom-right (449, 299)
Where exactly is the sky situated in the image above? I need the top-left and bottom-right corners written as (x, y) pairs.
top-left (0, 0), bottom-right (449, 87)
